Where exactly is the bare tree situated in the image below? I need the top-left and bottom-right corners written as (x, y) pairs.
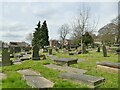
top-left (59, 24), bottom-right (70, 48)
top-left (71, 5), bottom-right (99, 53)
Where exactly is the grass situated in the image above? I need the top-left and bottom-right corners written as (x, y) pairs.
top-left (1, 48), bottom-right (119, 88)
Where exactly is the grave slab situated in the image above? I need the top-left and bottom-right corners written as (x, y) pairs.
top-left (17, 69), bottom-right (54, 88)
top-left (97, 65), bottom-right (120, 74)
top-left (60, 72), bottom-right (105, 88)
top-left (54, 58), bottom-right (78, 66)
top-left (96, 62), bottom-right (120, 69)
top-left (44, 64), bottom-right (87, 74)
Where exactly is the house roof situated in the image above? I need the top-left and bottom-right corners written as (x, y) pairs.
top-left (9, 42), bottom-right (29, 47)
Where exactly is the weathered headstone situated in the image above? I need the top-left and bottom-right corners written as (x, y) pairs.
top-left (32, 45), bottom-right (40, 60)
top-left (102, 45), bottom-right (107, 57)
top-left (81, 43), bottom-right (86, 54)
top-left (14, 47), bottom-right (21, 53)
top-left (48, 48), bottom-right (52, 55)
top-left (97, 46), bottom-right (100, 52)
top-left (9, 48), bottom-right (14, 58)
top-left (2, 48), bottom-right (12, 66)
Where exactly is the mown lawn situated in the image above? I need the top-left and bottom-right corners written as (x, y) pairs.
top-left (1, 48), bottom-right (119, 89)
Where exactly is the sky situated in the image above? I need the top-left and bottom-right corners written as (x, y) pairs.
top-left (0, 0), bottom-right (118, 43)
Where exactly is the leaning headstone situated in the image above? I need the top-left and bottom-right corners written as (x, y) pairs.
top-left (32, 45), bottom-right (40, 60)
top-left (2, 48), bottom-right (12, 66)
top-left (102, 45), bottom-right (107, 57)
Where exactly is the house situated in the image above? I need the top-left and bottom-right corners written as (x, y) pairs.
top-left (49, 40), bottom-right (59, 47)
top-left (9, 41), bottom-right (30, 53)
top-left (9, 41), bottom-right (30, 48)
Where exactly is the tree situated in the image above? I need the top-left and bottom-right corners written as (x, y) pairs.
top-left (41, 20), bottom-right (49, 46)
top-left (112, 15), bottom-right (120, 44)
top-left (71, 6), bottom-right (98, 53)
top-left (82, 32), bottom-right (93, 48)
top-left (98, 23), bottom-right (118, 45)
top-left (32, 20), bottom-right (49, 48)
top-left (32, 21), bottom-right (41, 46)
top-left (59, 24), bottom-right (70, 48)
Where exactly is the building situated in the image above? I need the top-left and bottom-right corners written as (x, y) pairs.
top-left (49, 40), bottom-right (59, 47)
top-left (9, 41), bottom-right (30, 48)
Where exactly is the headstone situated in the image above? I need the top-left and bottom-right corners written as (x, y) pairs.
top-left (32, 45), bottom-right (40, 60)
top-left (10, 48), bottom-right (14, 58)
top-left (81, 43), bottom-right (86, 54)
top-left (48, 48), bottom-right (52, 55)
top-left (102, 45), bottom-right (107, 57)
top-left (2, 48), bottom-right (12, 66)
top-left (97, 46), bottom-right (100, 52)
top-left (14, 47), bottom-right (21, 53)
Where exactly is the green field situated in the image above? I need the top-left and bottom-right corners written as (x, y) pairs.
top-left (1, 48), bottom-right (119, 89)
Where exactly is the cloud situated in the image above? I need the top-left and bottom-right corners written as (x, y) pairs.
top-left (0, 20), bottom-right (32, 42)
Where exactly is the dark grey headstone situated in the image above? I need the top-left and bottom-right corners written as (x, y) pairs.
top-left (32, 45), bottom-right (40, 60)
top-left (2, 48), bottom-right (12, 66)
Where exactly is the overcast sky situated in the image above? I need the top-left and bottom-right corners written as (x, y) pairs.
top-left (0, 1), bottom-right (118, 43)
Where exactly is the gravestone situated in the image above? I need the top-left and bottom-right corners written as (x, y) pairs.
top-left (102, 45), bottom-right (107, 57)
top-left (81, 43), bottom-right (86, 54)
top-left (32, 45), bottom-right (40, 60)
top-left (9, 48), bottom-right (14, 58)
top-left (2, 48), bottom-right (12, 66)
top-left (48, 48), bottom-right (52, 55)
top-left (97, 46), bottom-right (100, 52)
top-left (14, 47), bottom-right (21, 53)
